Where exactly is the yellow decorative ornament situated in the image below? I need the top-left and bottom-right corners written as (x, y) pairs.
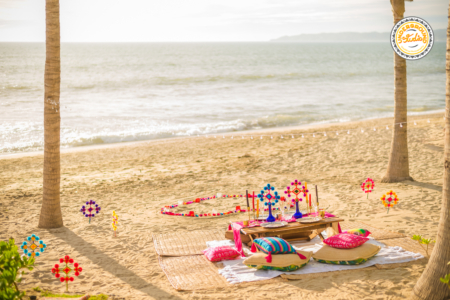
top-left (380, 190), bottom-right (399, 213)
top-left (112, 211), bottom-right (119, 237)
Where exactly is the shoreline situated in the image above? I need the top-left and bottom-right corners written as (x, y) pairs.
top-left (0, 110), bottom-right (444, 160)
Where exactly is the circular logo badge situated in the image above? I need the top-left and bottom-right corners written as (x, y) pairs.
top-left (391, 16), bottom-right (434, 60)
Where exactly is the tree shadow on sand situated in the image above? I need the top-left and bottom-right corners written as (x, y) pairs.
top-left (403, 180), bottom-right (442, 192)
top-left (49, 227), bottom-right (182, 300)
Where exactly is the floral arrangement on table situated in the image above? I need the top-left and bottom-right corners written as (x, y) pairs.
top-left (361, 178), bottom-right (375, 199)
top-left (80, 200), bottom-right (101, 223)
top-left (160, 194), bottom-right (279, 218)
top-left (284, 180), bottom-right (308, 219)
top-left (380, 190), bottom-right (398, 213)
top-left (21, 234), bottom-right (47, 258)
top-left (258, 184), bottom-right (281, 222)
top-left (51, 255), bottom-right (82, 292)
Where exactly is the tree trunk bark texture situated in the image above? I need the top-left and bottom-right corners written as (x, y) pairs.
top-left (411, 2), bottom-right (450, 298)
top-left (382, 0), bottom-right (413, 183)
top-left (38, 0), bottom-right (63, 228)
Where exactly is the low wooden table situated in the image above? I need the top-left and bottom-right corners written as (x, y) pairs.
top-left (240, 217), bottom-right (344, 243)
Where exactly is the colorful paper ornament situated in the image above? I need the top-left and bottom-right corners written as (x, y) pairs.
top-left (112, 210), bottom-right (119, 237)
top-left (80, 200), bottom-right (101, 223)
top-left (257, 184), bottom-right (280, 222)
top-left (361, 178), bottom-right (375, 199)
top-left (380, 190), bottom-right (399, 213)
top-left (21, 234), bottom-right (46, 258)
top-left (284, 180), bottom-right (307, 219)
top-left (51, 255), bottom-right (82, 292)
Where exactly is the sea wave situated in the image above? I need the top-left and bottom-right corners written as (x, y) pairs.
top-left (1, 108), bottom-right (443, 154)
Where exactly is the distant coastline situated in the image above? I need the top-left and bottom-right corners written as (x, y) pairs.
top-left (271, 28), bottom-right (446, 43)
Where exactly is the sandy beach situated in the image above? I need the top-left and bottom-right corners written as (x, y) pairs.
top-left (0, 112), bottom-right (445, 299)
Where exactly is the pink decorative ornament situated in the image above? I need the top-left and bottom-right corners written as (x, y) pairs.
top-left (361, 178), bottom-right (375, 199)
top-left (284, 180), bottom-right (307, 219)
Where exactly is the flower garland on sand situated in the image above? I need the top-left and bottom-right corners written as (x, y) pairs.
top-left (380, 190), bottom-right (399, 213)
top-left (161, 194), bottom-right (279, 218)
top-left (361, 178), bottom-right (375, 199)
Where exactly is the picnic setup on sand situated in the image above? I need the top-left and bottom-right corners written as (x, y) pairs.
top-left (154, 179), bottom-right (429, 291)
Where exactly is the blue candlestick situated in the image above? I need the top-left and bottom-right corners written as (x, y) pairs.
top-left (293, 201), bottom-right (303, 219)
top-left (266, 203), bottom-right (276, 222)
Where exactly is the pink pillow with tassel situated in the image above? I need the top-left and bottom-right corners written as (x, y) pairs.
top-left (323, 233), bottom-right (369, 249)
top-left (202, 246), bottom-right (241, 262)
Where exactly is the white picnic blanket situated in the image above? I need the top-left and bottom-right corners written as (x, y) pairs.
top-left (210, 238), bottom-right (424, 284)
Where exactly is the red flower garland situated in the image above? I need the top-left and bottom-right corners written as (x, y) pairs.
top-left (161, 194), bottom-right (280, 218)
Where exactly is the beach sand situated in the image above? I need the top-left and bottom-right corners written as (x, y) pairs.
top-left (0, 112), bottom-right (445, 299)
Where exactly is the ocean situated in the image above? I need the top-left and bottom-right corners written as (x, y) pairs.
top-left (0, 42), bottom-right (446, 154)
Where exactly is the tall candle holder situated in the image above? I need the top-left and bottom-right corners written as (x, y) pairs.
top-left (284, 180), bottom-right (308, 219)
top-left (257, 184), bottom-right (280, 222)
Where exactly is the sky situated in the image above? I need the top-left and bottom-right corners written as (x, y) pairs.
top-left (0, 0), bottom-right (447, 42)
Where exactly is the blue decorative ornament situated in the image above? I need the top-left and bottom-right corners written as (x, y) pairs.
top-left (258, 184), bottom-right (280, 222)
top-left (21, 234), bottom-right (46, 258)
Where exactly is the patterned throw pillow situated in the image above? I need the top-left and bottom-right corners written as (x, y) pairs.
top-left (202, 246), bottom-right (241, 262)
top-left (251, 237), bottom-right (297, 255)
top-left (323, 233), bottom-right (368, 249)
top-left (344, 228), bottom-right (371, 238)
top-left (251, 237), bottom-right (306, 262)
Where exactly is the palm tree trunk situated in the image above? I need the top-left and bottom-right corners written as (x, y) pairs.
top-left (38, 0), bottom-right (63, 228)
top-left (381, 0), bottom-right (413, 183)
top-left (411, 2), bottom-right (450, 298)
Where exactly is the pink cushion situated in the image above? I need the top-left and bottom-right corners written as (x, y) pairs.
top-left (202, 246), bottom-right (241, 262)
top-left (323, 233), bottom-right (369, 249)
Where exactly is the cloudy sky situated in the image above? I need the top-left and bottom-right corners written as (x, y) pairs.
top-left (0, 0), bottom-right (447, 42)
